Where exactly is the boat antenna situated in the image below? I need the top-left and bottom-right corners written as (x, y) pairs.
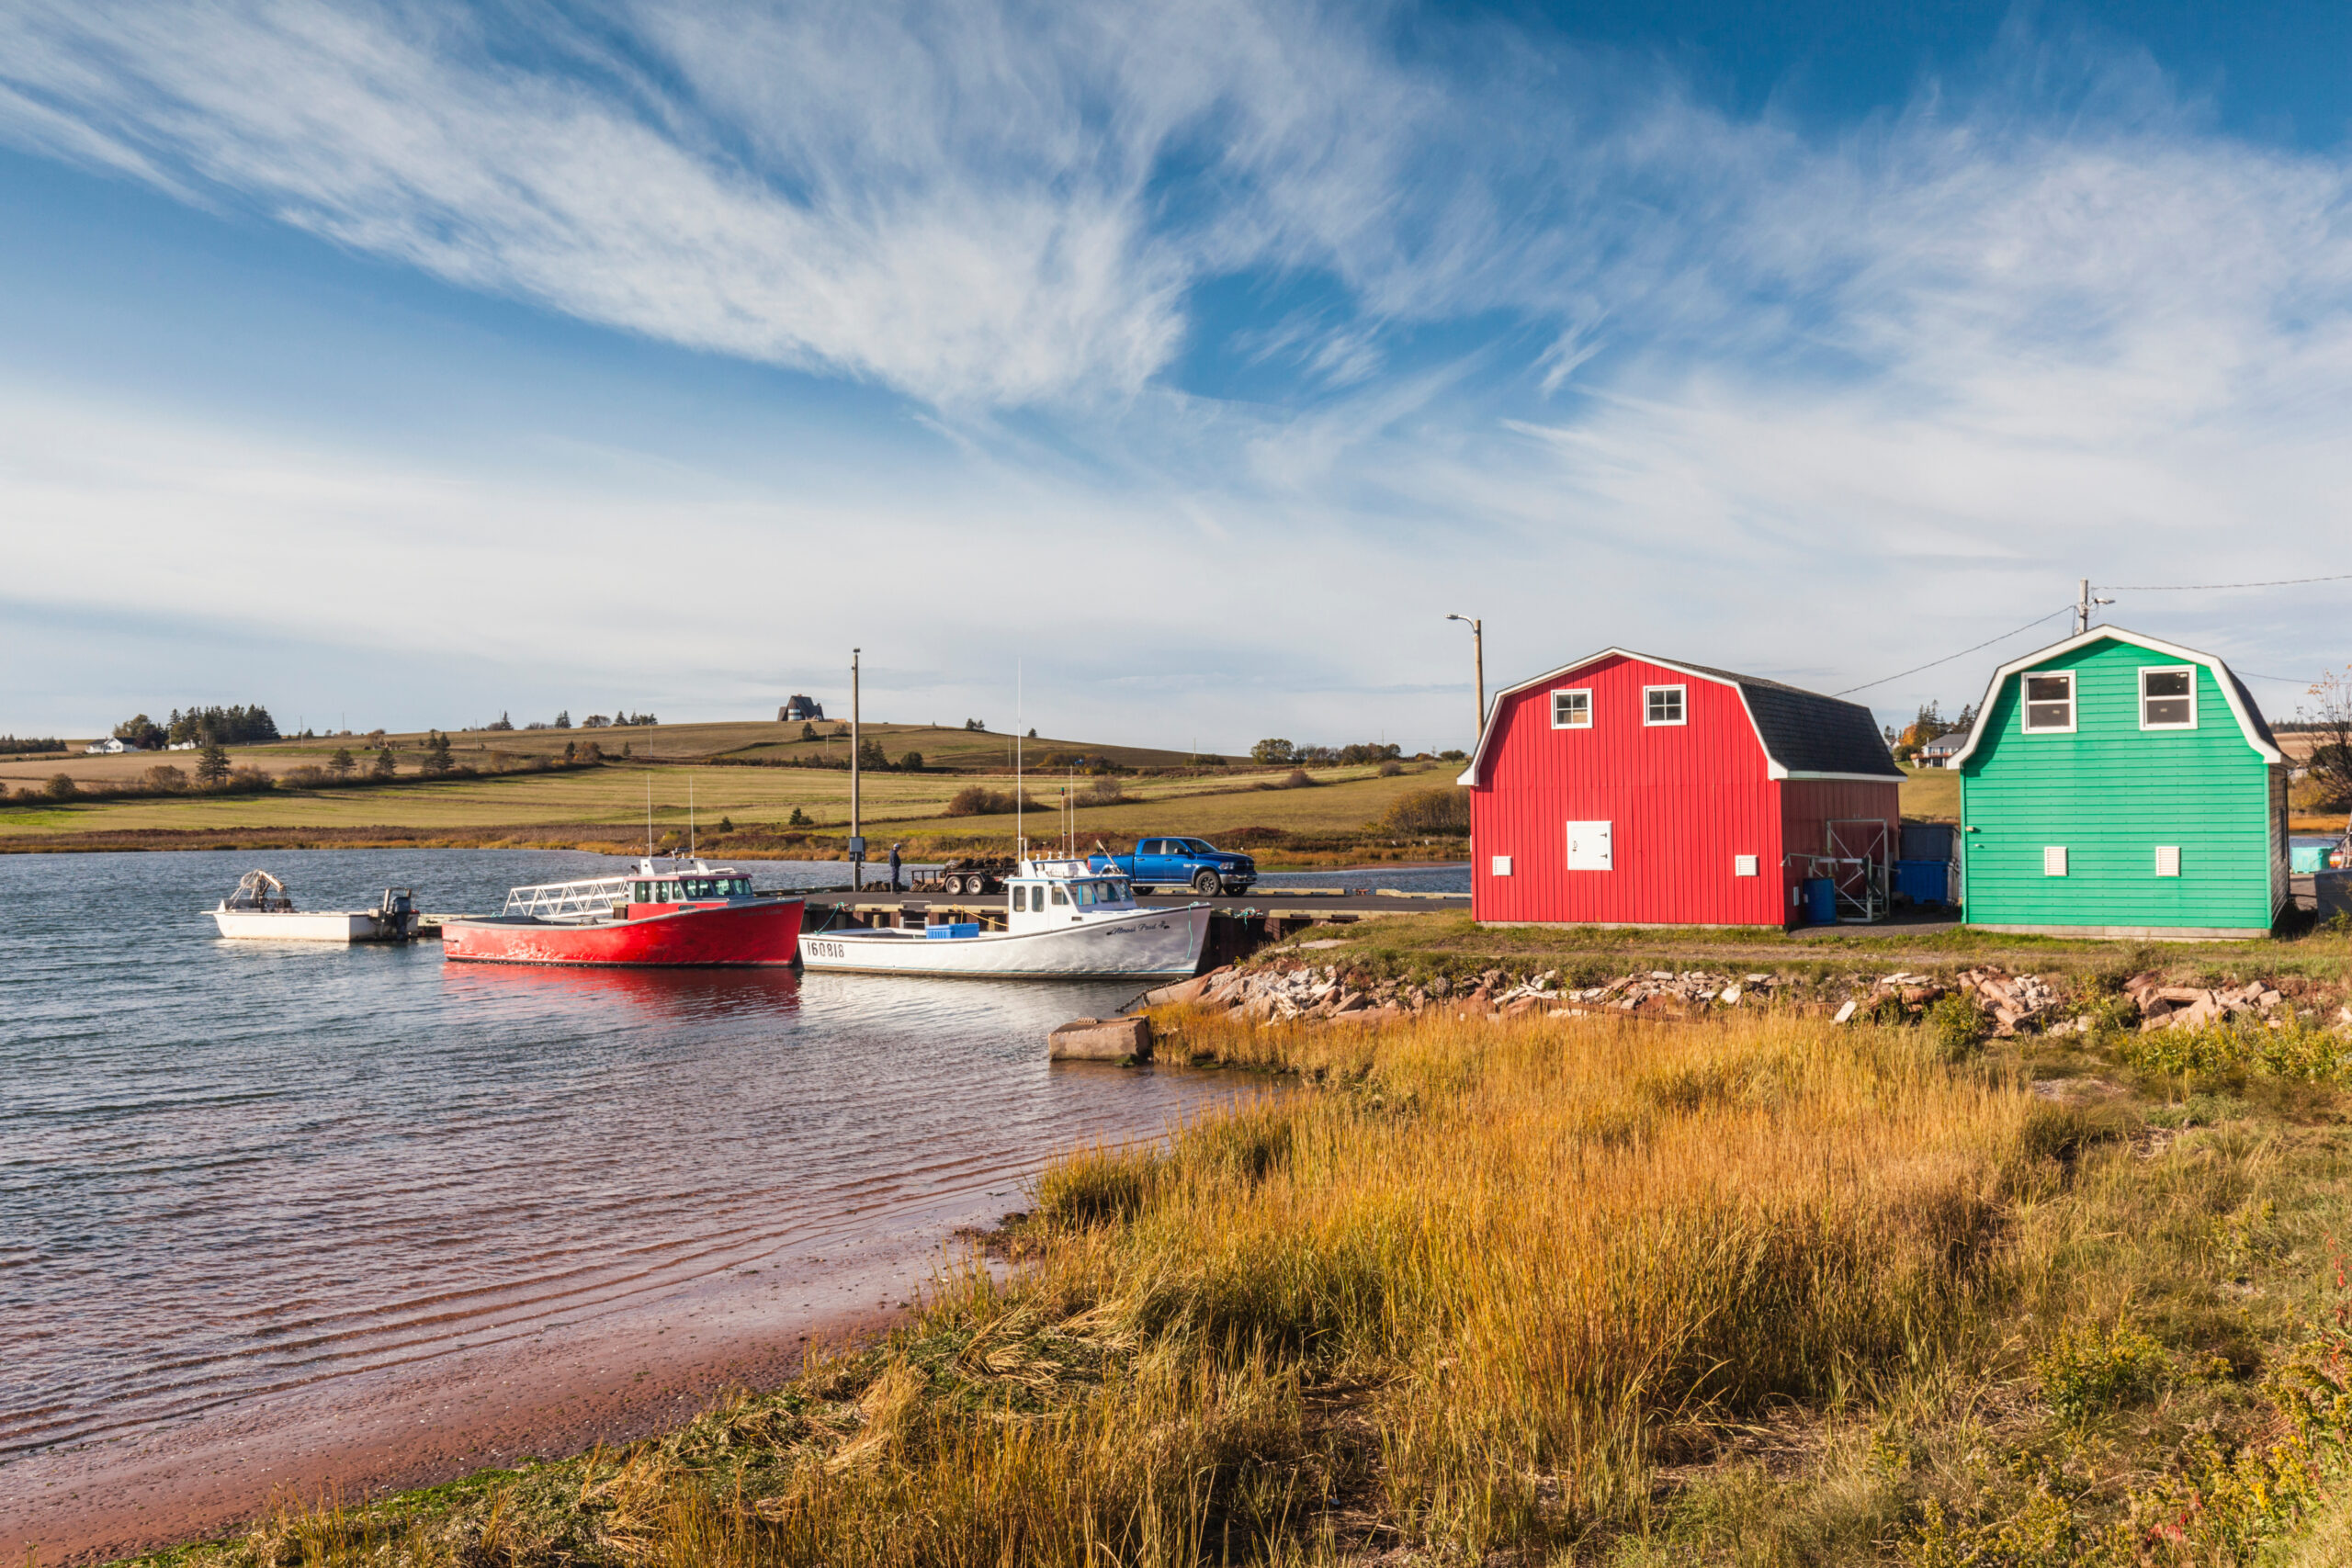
top-left (1014, 659), bottom-right (1023, 862)
top-left (646, 773), bottom-right (653, 862)
top-left (688, 777), bottom-right (695, 860)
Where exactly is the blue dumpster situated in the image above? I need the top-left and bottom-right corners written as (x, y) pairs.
top-left (1804, 877), bottom-right (1837, 925)
top-left (1894, 859), bottom-right (1951, 906)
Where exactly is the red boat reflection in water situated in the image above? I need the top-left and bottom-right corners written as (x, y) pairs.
top-left (441, 954), bottom-right (806, 1021)
top-left (442, 859), bottom-right (805, 966)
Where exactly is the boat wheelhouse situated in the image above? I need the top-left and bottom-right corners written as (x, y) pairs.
top-left (798, 857), bottom-right (1210, 980)
top-left (441, 858), bottom-right (804, 966)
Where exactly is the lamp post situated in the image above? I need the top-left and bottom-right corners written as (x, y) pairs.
top-left (1445, 615), bottom-right (1485, 739)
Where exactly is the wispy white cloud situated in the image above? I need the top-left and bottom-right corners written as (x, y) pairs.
top-left (6, 4), bottom-right (2352, 739)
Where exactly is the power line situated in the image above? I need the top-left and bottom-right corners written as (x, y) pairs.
top-left (1835, 605), bottom-right (2075, 698)
top-left (2101, 572), bottom-right (2352, 592)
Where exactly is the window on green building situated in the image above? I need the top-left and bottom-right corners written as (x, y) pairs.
top-left (2023, 672), bottom-right (2075, 732)
top-left (2141, 667), bottom-right (2196, 729)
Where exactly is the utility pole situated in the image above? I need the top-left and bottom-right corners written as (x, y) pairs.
top-left (2075, 579), bottom-right (2113, 635)
top-left (1446, 614), bottom-right (1485, 739)
top-left (860, 649), bottom-right (870, 893)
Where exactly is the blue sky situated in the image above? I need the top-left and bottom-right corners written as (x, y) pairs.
top-left (3, 1), bottom-right (2348, 752)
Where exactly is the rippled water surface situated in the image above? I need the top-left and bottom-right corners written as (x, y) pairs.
top-left (0, 850), bottom-right (1243, 1461)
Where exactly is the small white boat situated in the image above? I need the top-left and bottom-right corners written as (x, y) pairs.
top-left (209, 870), bottom-right (419, 943)
top-left (798, 859), bottom-right (1210, 980)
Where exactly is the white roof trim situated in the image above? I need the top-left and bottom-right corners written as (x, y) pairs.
top-left (1453, 648), bottom-right (1891, 787)
top-left (1947, 626), bottom-right (2282, 767)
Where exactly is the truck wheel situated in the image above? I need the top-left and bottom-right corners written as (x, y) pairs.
top-left (1131, 886), bottom-right (1152, 896)
top-left (1193, 869), bottom-right (1221, 896)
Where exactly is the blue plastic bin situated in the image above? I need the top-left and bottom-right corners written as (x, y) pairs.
top-left (1804, 877), bottom-right (1837, 925)
top-left (925, 921), bottom-right (979, 940)
top-left (1893, 859), bottom-right (1951, 905)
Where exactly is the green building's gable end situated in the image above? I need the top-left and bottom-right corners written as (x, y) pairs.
top-left (1959, 638), bottom-right (2275, 933)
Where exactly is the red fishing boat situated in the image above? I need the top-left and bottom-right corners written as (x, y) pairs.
top-left (441, 859), bottom-right (805, 966)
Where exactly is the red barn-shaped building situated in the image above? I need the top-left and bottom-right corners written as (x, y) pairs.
top-left (1457, 650), bottom-right (1905, 927)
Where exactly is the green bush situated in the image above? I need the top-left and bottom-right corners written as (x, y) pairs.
top-left (1927, 992), bottom-right (1988, 1058)
top-left (2034, 1315), bottom-right (2168, 1427)
top-left (43, 773), bottom-right (75, 800)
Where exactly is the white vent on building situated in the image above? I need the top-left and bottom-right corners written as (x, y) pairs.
top-left (2043, 845), bottom-right (2068, 876)
top-left (2154, 845), bottom-right (2180, 877)
top-left (1734, 854), bottom-right (1758, 876)
top-left (1491, 855), bottom-right (1513, 877)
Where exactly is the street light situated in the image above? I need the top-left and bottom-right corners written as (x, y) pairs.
top-left (1445, 615), bottom-right (1485, 740)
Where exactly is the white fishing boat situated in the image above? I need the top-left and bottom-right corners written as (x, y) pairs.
top-left (209, 870), bottom-right (419, 943)
top-left (798, 858), bottom-right (1210, 980)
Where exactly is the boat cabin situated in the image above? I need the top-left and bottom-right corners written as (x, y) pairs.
top-left (497, 858), bottom-right (757, 924)
top-left (1003, 858), bottom-right (1137, 934)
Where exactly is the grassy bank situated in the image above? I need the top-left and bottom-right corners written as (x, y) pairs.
top-left (131, 987), bottom-right (2352, 1566)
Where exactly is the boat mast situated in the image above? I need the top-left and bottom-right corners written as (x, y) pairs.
top-left (860, 649), bottom-right (870, 893)
top-left (688, 778), bottom-right (695, 859)
top-left (1014, 660), bottom-right (1023, 862)
top-left (645, 774), bottom-right (653, 862)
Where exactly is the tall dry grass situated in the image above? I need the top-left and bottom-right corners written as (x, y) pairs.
top-left (194, 1010), bottom-right (2075, 1566)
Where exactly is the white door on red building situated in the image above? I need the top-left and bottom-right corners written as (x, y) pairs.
top-left (1565, 820), bottom-right (1612, 871)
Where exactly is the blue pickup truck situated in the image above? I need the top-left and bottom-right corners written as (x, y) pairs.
top-left (1091, 837), bottom-right (1258, 897)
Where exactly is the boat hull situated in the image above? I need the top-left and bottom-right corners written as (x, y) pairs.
top-left (442, 898), bottom-right (806, 966)
top-left (212, 909), bottom-right (389, 942)
top-left (798, 906), bottom-right (1210, 980)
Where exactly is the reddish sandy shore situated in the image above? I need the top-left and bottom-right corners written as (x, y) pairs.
top-left (1, 1246), bottom-right (930, 1564)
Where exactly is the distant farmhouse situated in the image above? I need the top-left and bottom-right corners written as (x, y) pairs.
top-left (1916, 731), bottom-right (1970, 768)
top-left (779, 694), bottom-right (826, 722)
top-left (84, 737), bottom-right (145, 754)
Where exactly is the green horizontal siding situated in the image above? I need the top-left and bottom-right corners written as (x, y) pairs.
top-left (1960, 640), bottom-right (2270, 930)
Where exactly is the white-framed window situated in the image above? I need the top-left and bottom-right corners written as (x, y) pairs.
top-left (2154, 845), bottom-right (2181, 877)
top-left (1565, 820), bottom-right (1612, 871)
top-left (1490, 855), bottom-right (1513, 876)
top-left (1734, 854), bottom-right (1758, 877)
top-left (1643, 685), bottom-right (1687, 726)
top-left (2043, 845), bottom-right (2069, 876)
top-left (1551, 688), bottom-right (1592, 728)
top-left (2140, 666), bottom-right (2197, 729)
top-left (2022, 671), bottom-right (2075, 733)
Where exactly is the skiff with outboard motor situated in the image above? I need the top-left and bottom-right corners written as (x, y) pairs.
top-left (210, 869), bottom-right (420, 943)
top-left (440, 859), bottom-right (805, 965)
top-left (797, 858), bottom-right (1209, 980)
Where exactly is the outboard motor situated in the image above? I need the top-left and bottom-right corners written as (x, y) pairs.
top-left (377, 887), bottom-right (418, 940)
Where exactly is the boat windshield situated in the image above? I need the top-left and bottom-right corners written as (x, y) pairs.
top-left (631, 875), bottom-right (752, 900)
top-left (1070, 878), bottom-right (1131, 907)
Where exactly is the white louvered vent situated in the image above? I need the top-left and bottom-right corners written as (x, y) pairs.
top-left (2154, 845), bottom-right (2180, 877)
top-left (2043, 845), bottom-right (2068, 876)
top-left (1491, 855), bottom-right (1513, 877)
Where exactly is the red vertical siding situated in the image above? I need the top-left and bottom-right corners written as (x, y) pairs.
top-left (1467, 656), bottom-right (1787, 926)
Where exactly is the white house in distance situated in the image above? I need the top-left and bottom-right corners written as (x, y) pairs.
top-left (1916, 731), bottom-right (1969, 768)
top-left (83, 737), bottom-right (145, 754)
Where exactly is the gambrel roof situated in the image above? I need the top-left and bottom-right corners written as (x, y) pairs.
top-left (1456, 649), bottom-right (1904, 787)
top-left (1946, 626), bottom-right (2283, 767)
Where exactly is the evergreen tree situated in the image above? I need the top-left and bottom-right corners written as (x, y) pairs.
top-left (371, 747), bottom-right (399, 779)
top-left (420, 731), bottom-right (456, 777)
top-left (328, 747), bottom-right (356, 778)
top-left (195, 743), bottom-right (232, 786)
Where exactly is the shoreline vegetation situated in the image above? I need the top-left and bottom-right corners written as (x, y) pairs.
top-left (115, 921), bottom-right (2352, 1567)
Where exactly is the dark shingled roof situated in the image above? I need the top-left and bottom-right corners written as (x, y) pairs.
top-left (1657, 658), bottom-right (1906, 778)
top-left (2222, 666), bottom-right (2281, 751)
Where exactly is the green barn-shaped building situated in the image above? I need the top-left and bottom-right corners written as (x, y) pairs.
top-left (1951, 626), bottom-right (2288, 939)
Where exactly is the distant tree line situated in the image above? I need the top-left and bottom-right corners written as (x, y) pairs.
top-left (164, 705), bottom-right (280, 745)
top-left (0, 735), bottom-right (64, 755)
top-left (1249, 739), bottom-right (1405, 767)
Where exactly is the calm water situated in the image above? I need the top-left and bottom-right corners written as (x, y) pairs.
top-left (0, 850), bottom-right (1243, 1461)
